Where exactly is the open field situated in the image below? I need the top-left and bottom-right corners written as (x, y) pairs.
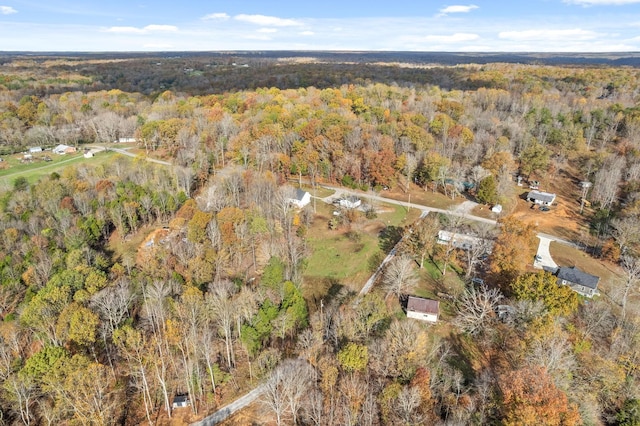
top-left (0, 150), bottom-right (118, 187)
top-left (303, 200), bottom-right (421, 299)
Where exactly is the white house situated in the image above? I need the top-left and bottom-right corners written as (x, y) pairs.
top-left (172, 394), bottom-right (190, 409)
top-left (115, 137), bottom-right (136, 143)
top-left (437, 230), bottom-right (492, 252)
top-left (527, 190), bottom-right (556, 206)
top-left (288, 189), bottom-right (311, 208)
top-left (338, 195), bottom-right (361, 209)
top-left (29, 147), bottom-right (42, 153)
top-left (407, 296), bottom-right (439, 323)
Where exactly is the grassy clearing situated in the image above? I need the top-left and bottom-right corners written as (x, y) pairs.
top-left (303, 201), bottom-right (421, 297)
top-left (382, 183), bottom-right (459, 211)
top-left (0, 151), bottom-right (118, 186)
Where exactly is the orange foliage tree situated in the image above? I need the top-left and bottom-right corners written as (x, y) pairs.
top-left (488, 215), bottom-right (538, 290)
top-left (500, 366), bottom-right (580, 426)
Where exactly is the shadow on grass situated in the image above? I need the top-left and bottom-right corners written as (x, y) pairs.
top-left (446, 331), bottom-right (478, 383)
top-left (378, 225), bottom-right (403, 252)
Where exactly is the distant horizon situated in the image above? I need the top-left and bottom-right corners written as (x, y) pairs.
top-left (2, 1), bottom-right (640, 52)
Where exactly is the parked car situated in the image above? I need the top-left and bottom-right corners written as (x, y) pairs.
top-left (540, 206), bottom-right (550, 212)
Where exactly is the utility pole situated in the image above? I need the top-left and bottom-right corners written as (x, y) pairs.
top-left (580, 181), bottom-right (592, 214)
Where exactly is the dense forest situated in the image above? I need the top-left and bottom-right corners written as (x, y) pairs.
top-left (0, 53), bottom-right (639, 425)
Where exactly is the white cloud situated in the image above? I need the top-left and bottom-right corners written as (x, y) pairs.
top-left (143, 25), bottom-right (178, 32)
top-left (564, 0), bottom-right (640, 5)
top-left (423, 32), bottom-right (479, 42)
top-left (104, 24), bottom-right (178, 34)
top-left (234, 14), bottom-right (303, 27)
top-left (438, 4), bottom-right (478, 15)
top-left (0, 5), bottom-right (17, 14)
top-left (257, 28), bottom-right (278, 33)
top-left (202, 12), bottom-right (229, 20)
top-left (499, 28), bottom-right (598, 41)
top-left (300, 31), bottom-right (315, 36)
top-left (105, 26), bottom-right (145, 34)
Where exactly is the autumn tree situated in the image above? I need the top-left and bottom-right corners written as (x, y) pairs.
top-left (499, 366), bottom-right (580, 426)
top-left (488, 215), bottom-right (537, 288)
top-left (511, 271), bottom-right (579, 317)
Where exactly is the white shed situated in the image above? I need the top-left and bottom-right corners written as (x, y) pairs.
top-left (406, 296), bottom-right (439, 323)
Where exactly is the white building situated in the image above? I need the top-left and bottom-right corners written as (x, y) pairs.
top-left (288, 189), bottom-right (311, 208)
top-left (406, 296), bottom-right (439, 323)
top-left (53, 144), bottom-right (76, 155)
top-left (527, 190), bottom-right (556, 206)
top-left (338, 195), bottom-right (361, 209)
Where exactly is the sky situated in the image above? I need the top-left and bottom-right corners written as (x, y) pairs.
top-left (2, 0), bottom-right (640, 52)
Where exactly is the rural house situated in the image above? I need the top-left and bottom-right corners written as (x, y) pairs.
top-left (338, 195), bottom-right (361, 209)
top-left (437, 230), bottom-right (492, 252)
top-left (406, 296), bottom-right (439, 323)
top-left (172, 394), bottom-right (190, 408)
top-left (288, 189), bottom-right (311, 208)
top-left (556, 266), bottom-right (599, 298)
top-left (527, 190), bottom-right (556, 206)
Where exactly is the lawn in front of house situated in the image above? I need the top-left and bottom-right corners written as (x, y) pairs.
top-left (303, 201), bottom-right (421, 298)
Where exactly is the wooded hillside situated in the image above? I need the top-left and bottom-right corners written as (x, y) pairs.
top-left (0, 54), bottom-right (639, 425)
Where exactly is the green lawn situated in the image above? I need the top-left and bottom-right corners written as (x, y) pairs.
top-left (0, 151), bottom-right (118, 187)
top-left (303, 202), bottom-right (421, 297)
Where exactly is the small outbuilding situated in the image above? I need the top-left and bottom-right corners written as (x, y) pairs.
top-left (491, 204), bottom-right (502, 213)
top-left (527, 190), bottom-right (556, 206)
top-left (29, 147), bottom-right (42, 153)
top-left (406, 296), bottom-right (439, 323)
top-left (53, 144), bottom-right (77, 155)
top-left (172, 394), bottom-right (190, 409)
top-left (556, 266), bottom-right (599, 298)
top-left (288, 188), bottom-right (311, 208)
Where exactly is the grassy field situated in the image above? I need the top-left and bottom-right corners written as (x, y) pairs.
top-left (0, 150), bottom-right (118, 187)
top-left (303, 200), bottom-right (421, 299)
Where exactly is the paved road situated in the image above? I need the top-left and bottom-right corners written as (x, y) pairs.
top-left (321, 185), bottom-right (498, 226)
top-left (191, 385), bottom-right (265, 426)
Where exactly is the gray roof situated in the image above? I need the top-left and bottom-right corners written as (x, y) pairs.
top-left (294, 188), bottom-right (308, 201)
top-left (527, 190), bottom-right (556, 203)
top-left (407, 296), bottom-right (439, 315)
top-left (557, 266), bottom-right (599, 289)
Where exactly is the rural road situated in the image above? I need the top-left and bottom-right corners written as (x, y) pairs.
top-left (321, 185), bottom-right (498, 226)
top-left (191, 385), bottom-right (265, 426)
top-left (88, 145), bottom-right (172, 166)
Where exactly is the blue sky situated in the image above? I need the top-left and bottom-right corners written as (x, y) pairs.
top-left (2, 0), bottom-right (640, 51)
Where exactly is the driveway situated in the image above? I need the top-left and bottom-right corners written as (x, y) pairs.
top-left (534, 236), bottom-right (558, 273)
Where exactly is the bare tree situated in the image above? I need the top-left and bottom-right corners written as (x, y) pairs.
top-left (591, 155), bottom-right (624, 210)
top-left (261, 359), bottom-right (316, 426)
top-left (382, 255), bottom-right (419, 298)
top-left (619, 255), bottom-right (640, 324)
top-left (455, 285), bottom-right (503, 336)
